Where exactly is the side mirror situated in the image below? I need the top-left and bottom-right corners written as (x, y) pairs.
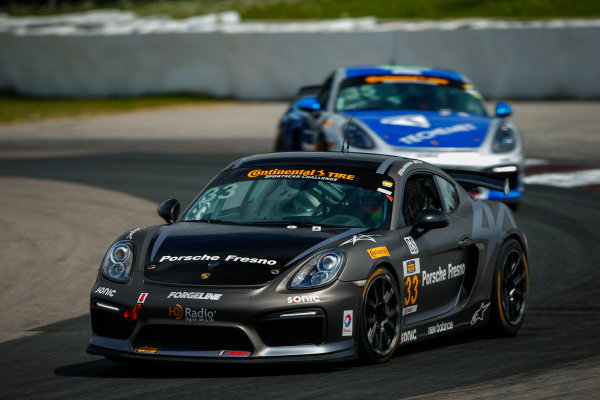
top-left (296, 96), bottom-right (322, 113)
top-left (495, 102), bottom-right (513, 118)
top-left (157, 199), bottom-right (180, 224)
top-left (410, 209), bottom-right (450, 238)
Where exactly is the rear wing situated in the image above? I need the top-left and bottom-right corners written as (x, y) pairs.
top-left (444, 169), bottom-right (510, 195)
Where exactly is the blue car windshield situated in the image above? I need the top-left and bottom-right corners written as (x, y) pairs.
top-left (335, 77), bottom-right (487, 116)
top-left (181, 168), bottom-right (394, 229)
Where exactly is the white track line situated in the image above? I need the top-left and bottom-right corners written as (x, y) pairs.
top-left (523, 169), bottom-right (600, 188)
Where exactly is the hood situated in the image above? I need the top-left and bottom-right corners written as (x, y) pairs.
top-left (144, 222), bottom-right (356, 286)
top-left (352, 110), bottom-right (490, 149)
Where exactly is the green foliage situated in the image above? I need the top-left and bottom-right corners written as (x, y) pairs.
top-left (2, 0), bottom-right (600, 19)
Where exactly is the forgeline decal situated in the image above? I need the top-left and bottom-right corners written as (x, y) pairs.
top-left (402, 258), bottom-right (421, 277)
top-left (137, 292), bottom-right (148, 304)
top-left (400, 329), bottom-right (417, 344)
top-left (402, 305), bottom-right (418, 315)
top-left (342, 310), bottom-right (353, 337)
top-left (404, 236), bottom-right (419, 254)
top-left (136, 346), bottom-right (159, 354)
top-left (341, 234), bottom-right (381, 246)
top-left (247, 168), bottom-right (355, 182)
top-left (471, 302), bottom-right (491, 325)
top-left (167, 292), bottom-right (222, 301)
top-left (367, 246), bottom-right (390, 259)
top-left (94, 287), bottom-right (116, 297)
top-left (398, 160), bottom-right (423, 176)
top-left (158, 254), bottom-right (277, 266)
top-left (168, 304), bottom-right (216, 322)
top-left (380, 114), bottom-right (430, 129)
top-left (377, 188), bottom-right (392, 196)
top-left (287, 295), bottom-right (320, 304)
top-left (427, 321), bottom-right (454, 335)
top-left (422, 263), bottom-right (465, 287)
top-left (398, 123), bottom-right (478, 145)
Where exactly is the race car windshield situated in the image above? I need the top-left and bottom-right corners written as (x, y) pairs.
top-left (181, 168), bottom-right (393, 229)
top-left (335, 77), bottom-right (487, 116)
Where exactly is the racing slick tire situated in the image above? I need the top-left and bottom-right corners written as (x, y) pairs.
top-left (359, 267), bottom-right (401, 363)
top-left (489, 238), bottom-right (529, 336)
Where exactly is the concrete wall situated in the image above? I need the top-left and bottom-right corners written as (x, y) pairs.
top-left (1, 24), bottom-right (599, 99)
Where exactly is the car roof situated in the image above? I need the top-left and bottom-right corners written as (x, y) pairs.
top-left (342, 65), bottom-right (466, 83)
top-left (229, 151), bottom-right (412, 174)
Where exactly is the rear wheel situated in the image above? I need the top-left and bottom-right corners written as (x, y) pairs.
top-left (359, 267), bottom-right (401, 363)
top-left (489, 238), bottom-right (529, 336)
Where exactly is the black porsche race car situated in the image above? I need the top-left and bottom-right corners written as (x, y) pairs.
top-left (87, 152), bottom-right (529, 364)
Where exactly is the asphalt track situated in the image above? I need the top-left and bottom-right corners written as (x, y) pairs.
top-left (0, 102), bottom-right (599, 399)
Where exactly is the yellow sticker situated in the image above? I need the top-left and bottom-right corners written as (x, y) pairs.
top-left (365, 75), bottom-right (449, 85)
top-left (136, 346), bottom-right (159, 354)
top-left (367, 246), bottom-right (390, 259)
top-left (382, 180), bottom-right (393, 188)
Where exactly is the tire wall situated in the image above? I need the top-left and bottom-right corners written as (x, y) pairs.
top-left (0, 26), bottom-right (598, 99)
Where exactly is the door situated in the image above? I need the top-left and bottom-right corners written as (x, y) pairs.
top-left (398, 172), bottom-right (469, 325)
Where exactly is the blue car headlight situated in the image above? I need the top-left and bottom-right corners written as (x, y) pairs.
top-left (492, 125), bottom-right (516, 153)
top-left (289, 250), bottom-right (345, 289)
top-left (101, 241), bottom-right (134, 283)
top-left (344, 123), bottom-right (375, 149)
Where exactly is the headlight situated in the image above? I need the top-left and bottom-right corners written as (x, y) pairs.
top-left (344, 123), bottom-right (375, 149)
top-left (492, 125), bottom-right (516, 153)
top-left (289, 250), bottom-right (345, 289)
top-left (101, 241), bottom-right (134, 283)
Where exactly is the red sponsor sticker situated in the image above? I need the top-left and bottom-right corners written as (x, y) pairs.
top-left (137, 293), bottom-right (148, 304)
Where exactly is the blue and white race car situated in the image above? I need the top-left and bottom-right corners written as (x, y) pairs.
top-left (275, 65), bottom-right (524, 205)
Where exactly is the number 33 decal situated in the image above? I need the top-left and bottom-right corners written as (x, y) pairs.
top-left (200, 184), bottom-right (238, 203)
top-left (404, 275), bottom-right (418, 306)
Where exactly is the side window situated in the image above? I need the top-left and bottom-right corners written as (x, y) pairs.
top-left (434, 175), bottom-right (459, 212)
top-left (401, 174), bottom-right (443, 226)
top-left (317, 75), bottom-right (333, 110)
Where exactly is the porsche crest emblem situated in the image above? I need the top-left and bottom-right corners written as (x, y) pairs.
top-left (201, 273), bottom-right (211, 280)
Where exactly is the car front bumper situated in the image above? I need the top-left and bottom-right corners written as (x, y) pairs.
top-left (88, 280), bottom-right (363, 363)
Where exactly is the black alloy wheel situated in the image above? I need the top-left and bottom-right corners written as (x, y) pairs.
top-left (360, 268), bottom-right (401, 363)
top-left (490, 239), bottom-right (529, 336)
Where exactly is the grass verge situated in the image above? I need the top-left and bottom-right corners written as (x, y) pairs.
top-left (0, 94), bottom-right (219, 124)
top-left (2, 0), bottom-right (599, 20)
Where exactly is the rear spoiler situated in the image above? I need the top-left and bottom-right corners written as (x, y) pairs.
top-left (444, 169), bottom-right (510, 195)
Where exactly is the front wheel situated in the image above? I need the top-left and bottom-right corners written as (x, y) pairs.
top-left (489, 238), bottom-right (529, 336)
top-left (359, 267), bottom-right (401, 363)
